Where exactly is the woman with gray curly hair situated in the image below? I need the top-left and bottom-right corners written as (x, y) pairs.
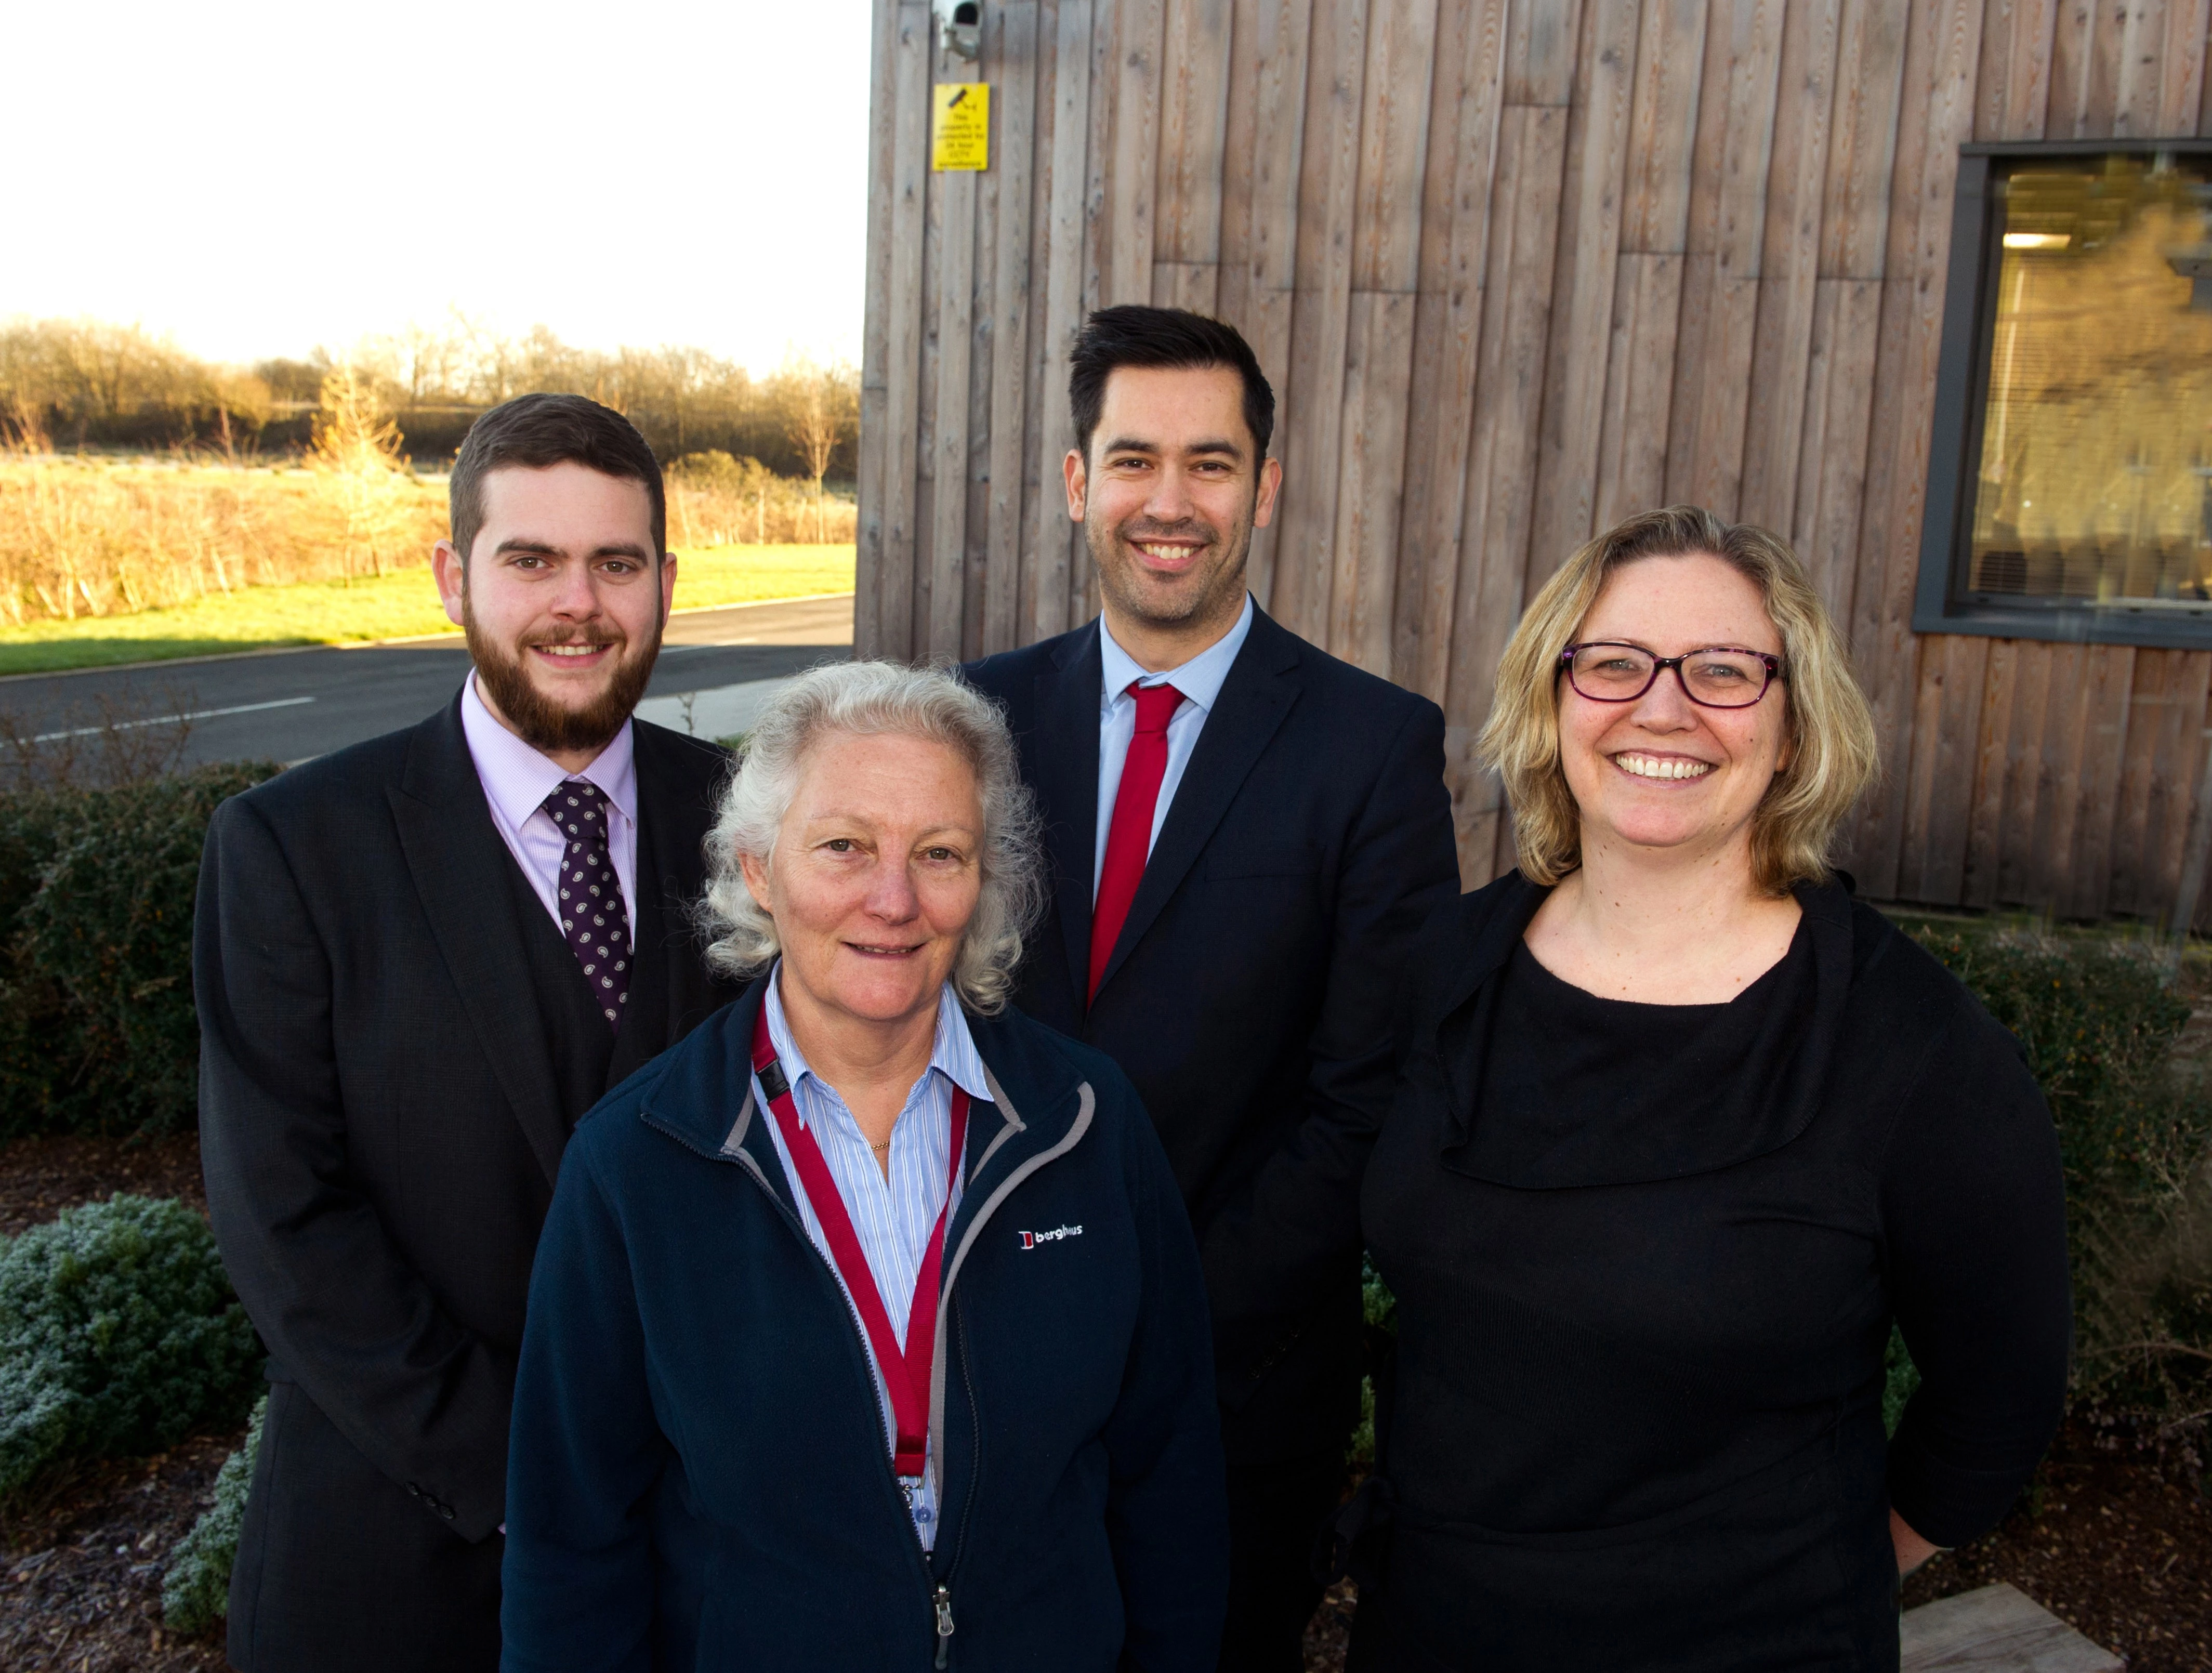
top-left (503, 660), bottom-right (1229, 1673)
top-left (695, 658), bottom-right (1045, 1012)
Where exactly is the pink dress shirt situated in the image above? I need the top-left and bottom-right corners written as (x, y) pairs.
top-left (459, 674), bottom-right (639, 947)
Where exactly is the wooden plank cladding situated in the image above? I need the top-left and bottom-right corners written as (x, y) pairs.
top-left (860, 0), bottom-right (2212, 925)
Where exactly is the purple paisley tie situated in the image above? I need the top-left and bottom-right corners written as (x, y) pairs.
top-left (542, 781), bottom-right (630, 1029)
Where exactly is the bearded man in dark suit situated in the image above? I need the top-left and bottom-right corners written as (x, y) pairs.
top-left (195, 394), bottom-right (736, 1672)
top-left (962, 307), bottom-right (1461, 1671)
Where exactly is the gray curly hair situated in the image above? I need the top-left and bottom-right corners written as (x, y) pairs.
top-left (696, 660), bottom-right (1046, 1013)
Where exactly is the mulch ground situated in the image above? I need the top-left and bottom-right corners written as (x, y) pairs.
top-left (1302, 1575), bottom-right (1357, 1670)
top-left (1903, 1416), bottom-right (2212, 1671)
top-left (0, 1132), bottom-right (206, 1239)
top-left (0, 1435), bottom-right (241, 1672)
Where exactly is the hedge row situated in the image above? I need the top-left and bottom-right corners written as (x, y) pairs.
top-left (1908, 926), bottom-right (2198, 1196)
top-left (0, 762), bottom-right (278, 1140)
top-left (1911, 924), bottom-right (2212, 1418)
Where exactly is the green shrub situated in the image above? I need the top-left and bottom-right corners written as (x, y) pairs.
top-left (1361, 1255), bottom-right (1398, 1336)
top-left (0, 1195), bottom-right (260, 1500)
top-left (1349, 1257), bottom-right (1398, 1467)
top-left (0, 760), bottom-right (278, 1138)
top-left (1882, 1326), bottom-right (1921, 1437)
top-left (1349, 1376), bottom-right (1379, 1470)
top-left (1910, 923), bottom-right (2212, 1419)
top-left (1907, 927), bottom-right (2192, 1188)
top-left (162, 1393), bottom-right (265, 1635)
top-left (2062, 1108), bottom-right (2212, 1417)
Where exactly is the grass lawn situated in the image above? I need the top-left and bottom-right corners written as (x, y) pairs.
top-left (0, 545), bottom-right (856, 676)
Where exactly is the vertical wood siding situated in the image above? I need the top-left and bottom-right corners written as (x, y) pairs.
top-left (860, 0), bottom-right (2212, 922)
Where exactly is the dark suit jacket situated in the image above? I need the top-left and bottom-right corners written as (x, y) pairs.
top-left (193, 694), bottom-right (735, 1673)
top-left (963, 607), bottom-right (1459, 1463)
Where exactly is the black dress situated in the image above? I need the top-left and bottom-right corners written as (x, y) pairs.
top-left (1349, 874), bottom-right (2072, 1672)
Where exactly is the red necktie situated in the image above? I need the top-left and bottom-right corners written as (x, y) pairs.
top-left (1090, 681), bottom-right (1184, 1002)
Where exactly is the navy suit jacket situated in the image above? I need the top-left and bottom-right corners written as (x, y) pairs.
top-left (963, 606), bottom-right (1459, 1460)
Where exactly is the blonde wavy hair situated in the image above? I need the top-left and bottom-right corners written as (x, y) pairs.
top-left (696, 661), bottom-right (1045, 1013)
top-left (1477, 505), bottom-right (1878, 894)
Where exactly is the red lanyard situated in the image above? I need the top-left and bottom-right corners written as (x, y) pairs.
top-left (752, 1004), bottom-right (969, 1480)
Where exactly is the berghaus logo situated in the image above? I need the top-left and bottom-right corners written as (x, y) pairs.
top-left (1017, 1225), bottom-right (1083, 1249)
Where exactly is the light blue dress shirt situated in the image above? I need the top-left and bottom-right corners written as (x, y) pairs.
top-left (1093, 592), bottom-right (1256, 898)
top-left (755, 970), bottom-right (992, 1550)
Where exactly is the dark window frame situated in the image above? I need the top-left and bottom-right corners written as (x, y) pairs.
top-left (1915, 138), bottom-right (2212, 650)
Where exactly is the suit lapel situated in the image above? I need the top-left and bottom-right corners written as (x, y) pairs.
top-left (609, 818), bottom-right (674, 1084)
top-left (1035, 624), bottom-right (1104, 1005)
top-left (612, 723), bottom-right (729, 1079)
top-left (1092, 609), bottom-right (1302, 1000)
top-left (390, 697), bottom-right (571, 1188)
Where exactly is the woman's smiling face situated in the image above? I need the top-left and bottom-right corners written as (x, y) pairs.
top-left (1557, 552), bottom-right (1792, 868)
top-left (740, 729), bottom-right (984, 1031)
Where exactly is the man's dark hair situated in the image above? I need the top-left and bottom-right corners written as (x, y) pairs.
top-left (1069, 306), bottom-right (1275, 463)
top-left (448, 393), bottom-right (666, 563)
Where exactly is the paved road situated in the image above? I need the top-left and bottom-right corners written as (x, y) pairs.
top-left (0, 594), bottom-right (854, 767)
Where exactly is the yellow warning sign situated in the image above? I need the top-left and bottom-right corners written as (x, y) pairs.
top-left (932, 83), bottom-right (990, 172)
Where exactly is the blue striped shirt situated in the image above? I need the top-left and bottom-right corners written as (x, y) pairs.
top-left (756, 970), bottom-right (991, 1550)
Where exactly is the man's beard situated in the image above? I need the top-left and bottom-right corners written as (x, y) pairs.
top-left (464, 607), bottom-right (662, 756)
top-left (1087, 505), bottom-right (1254, 629)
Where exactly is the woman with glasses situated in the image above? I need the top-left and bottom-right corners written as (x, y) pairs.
top-left (1336, 507), bottom-right (2071, 1670)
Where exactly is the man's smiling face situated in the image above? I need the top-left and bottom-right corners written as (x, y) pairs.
top-left (432, 461), bottom-right (676, 765)
top-left (1065, 363), bottom-right (1281, 652)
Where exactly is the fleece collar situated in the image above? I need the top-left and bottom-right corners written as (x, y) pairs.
top-left (636, 979), bottom-right (1093, 1234)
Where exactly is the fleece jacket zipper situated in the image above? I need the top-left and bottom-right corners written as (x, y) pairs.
top-left (915, 1077), bottom-right (1096, 1667)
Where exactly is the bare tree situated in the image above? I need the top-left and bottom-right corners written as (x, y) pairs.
top-left (781, 361), bottom-right (857, 542)
top-left (310, 362), bottom-right (410, 579)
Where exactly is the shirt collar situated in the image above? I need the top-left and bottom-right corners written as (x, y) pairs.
top-left (1098, 591), bottom-right (1255, 715)
top-left (460, 671), bottom-right (638, 827)
top-left (761, 965), bottom-right (994, 1117)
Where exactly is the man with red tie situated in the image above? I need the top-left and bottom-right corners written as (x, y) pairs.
top-left (963, 306), bottom-right (1460, 1670)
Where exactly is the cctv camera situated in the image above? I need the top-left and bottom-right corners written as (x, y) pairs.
top-left (941, 0), bottom-right (981, 61)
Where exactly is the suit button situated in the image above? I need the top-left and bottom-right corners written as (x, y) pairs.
top-left (406, 1483), bottom-right (422, 1497)
top-left (439, 1505), bottom-right (456, 1521)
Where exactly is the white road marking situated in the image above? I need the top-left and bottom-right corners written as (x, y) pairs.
top-left (31, 695), bottom-right (316, 742)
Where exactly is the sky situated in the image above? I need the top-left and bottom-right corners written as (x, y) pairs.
top-left (9, 0), bottom-right (874, 374)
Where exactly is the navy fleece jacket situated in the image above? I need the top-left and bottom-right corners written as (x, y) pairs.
top-left (501, 981), bottom-right (1229, 1672)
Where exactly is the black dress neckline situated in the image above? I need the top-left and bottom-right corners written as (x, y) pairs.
top-left (1437, 880), bottom-right (1856, 1189)
top-left (1512, 910), bottom-right (1805, 1017)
